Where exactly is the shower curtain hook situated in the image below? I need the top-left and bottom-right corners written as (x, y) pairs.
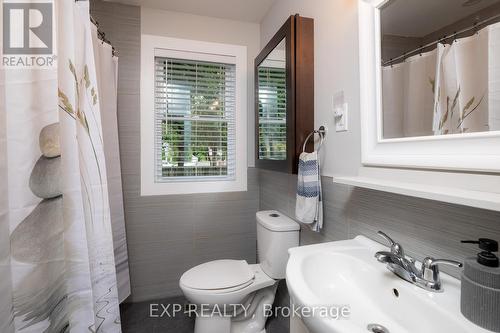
top-left (419, 45), bottom-right (423, 57)
top-left (453, 31), bottom-right (458, 43)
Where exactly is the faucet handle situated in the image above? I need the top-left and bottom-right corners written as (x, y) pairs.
top-left (422, 258), bottom-right (463, 269)
top-left (421, 257), bottom-right (463, 287)
top-left (377, 231), bottom-right (405, 257)
top-left (377, 231), bottom-right (395, 246)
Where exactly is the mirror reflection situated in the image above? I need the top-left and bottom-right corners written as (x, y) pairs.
top-left (380, 0), bottom-right (500, 139)
top-left (258, 38), bottom-right (286, 160)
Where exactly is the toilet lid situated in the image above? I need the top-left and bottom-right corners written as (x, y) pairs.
top-left (180, 260), bottom-right (254, 290)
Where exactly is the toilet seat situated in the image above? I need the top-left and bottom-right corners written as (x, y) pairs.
top-left (183, 278), bottom-right (255, 295)
top-left (179, 263), bottom-right (276, 307)
top-left (180, 259), bottom-right (255, 291)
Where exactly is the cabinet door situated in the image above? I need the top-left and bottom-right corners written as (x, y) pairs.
top-left (255, 15), bottom-right (314, 174)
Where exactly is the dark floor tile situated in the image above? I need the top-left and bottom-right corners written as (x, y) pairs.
top-left (266, 280), bottom-right (290, 333)
top-left (120, 291), bottom-right (290, 333)
top-left (120, 296), bottom-right (194, 333)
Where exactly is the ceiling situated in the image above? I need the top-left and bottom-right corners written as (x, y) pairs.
top-left (381, 0), bottom-right (500, 37)
top-left (104, 0), bottom-right (276, 22)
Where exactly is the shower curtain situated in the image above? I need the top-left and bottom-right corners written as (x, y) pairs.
top-left (382, 50), bottom-right (436, 138)
top-left (434, 22), bottom-right (500, 134)
top-left (0, 1), bottom-right (128, 331)
top-left (382, 22), bottom-right (500, 137)
top-left (91, 25), bottom-right (131, 304)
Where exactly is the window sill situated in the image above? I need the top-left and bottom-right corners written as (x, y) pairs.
top-left (140, 177), bottom-right (247, 196)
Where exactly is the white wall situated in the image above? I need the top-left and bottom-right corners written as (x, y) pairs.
top-left (141, 8), bottom-right (260, 166)
top-left (260, 0), bottom-right (361, 176)
top-left (260, 0), bottom-right (500, 202)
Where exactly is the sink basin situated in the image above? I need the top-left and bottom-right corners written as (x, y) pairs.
top-left (286, 236), bottom-right (490, 333)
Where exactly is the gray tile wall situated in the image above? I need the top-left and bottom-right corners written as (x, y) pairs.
top-left (91, 1), bottom-right (259, 302)
top-left (259, 169), bottom-right (500, 278)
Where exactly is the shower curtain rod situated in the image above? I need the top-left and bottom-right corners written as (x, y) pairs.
top-left (91, 16), bottom-right (117, 56)
top-left (75, 0), bottom-right (117, 56)
top-left (383, 13), bottom-right (500, 66)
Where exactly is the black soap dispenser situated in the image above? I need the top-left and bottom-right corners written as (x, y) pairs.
top-left (460, 238), bottom-right (500, 332)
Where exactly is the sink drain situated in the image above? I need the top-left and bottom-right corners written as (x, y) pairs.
top-left (367, 324), bottom-right (390, 333)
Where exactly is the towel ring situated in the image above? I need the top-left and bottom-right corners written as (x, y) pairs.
top-left (302, 126), bottom-right (326, 153)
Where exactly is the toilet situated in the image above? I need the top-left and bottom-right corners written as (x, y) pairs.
top-left (179, 210), bottom-right (300, 333)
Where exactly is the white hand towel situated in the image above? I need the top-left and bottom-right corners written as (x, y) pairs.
top-left (295, 151), bottom-right (323, 232)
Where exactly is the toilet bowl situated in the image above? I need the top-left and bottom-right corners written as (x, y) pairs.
top-left (179, 210), bottom-right (300, 333)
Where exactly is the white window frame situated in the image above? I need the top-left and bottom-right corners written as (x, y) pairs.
top-left (141, 35), bottom-right (247, 195)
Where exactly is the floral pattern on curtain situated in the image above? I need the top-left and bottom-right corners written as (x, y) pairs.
top-left (434, 35), bottom-right (487, 135)
top-left (0, 1), bottom-right (122, 332)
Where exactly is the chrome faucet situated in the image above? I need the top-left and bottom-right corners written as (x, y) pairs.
top-left (374, 231), bottom-right (463, 292)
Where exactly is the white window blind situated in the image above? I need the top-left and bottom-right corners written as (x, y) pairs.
top-left (155, 57), bottom-right (236, 181)
top-left (258, 66), bottom-right (287, 160)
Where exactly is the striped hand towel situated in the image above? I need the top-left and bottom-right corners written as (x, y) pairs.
top-left (295, 151), bottom-right (323, 232)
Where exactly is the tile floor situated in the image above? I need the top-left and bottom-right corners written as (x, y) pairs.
top-left (120, 280), bottom-right (290, 333)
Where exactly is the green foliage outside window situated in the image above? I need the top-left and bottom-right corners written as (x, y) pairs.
top-left (157, 59), bottom-right (233, 178)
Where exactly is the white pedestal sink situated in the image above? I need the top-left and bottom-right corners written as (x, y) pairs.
top-left (286, 236), bottom-right (491, 333)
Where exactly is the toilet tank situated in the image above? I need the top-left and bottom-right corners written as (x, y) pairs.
top-left (256, 210), bottom-right (300, 279)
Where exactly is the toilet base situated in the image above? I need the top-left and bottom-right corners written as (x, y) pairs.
top-left (193, 284), bottom-right (277, 333)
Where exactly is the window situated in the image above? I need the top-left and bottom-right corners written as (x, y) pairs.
top-left (155, 57), bottom-right (235, 180)
top-left (141, 35), bottom-right (247, 195)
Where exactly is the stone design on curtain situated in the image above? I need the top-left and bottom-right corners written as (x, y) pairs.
top-left (9, 123), bottom-right (67, 332)
top-left (0, 1), bottom-right (122, 332)
top-left (382, 22), bottom-right (500, 138)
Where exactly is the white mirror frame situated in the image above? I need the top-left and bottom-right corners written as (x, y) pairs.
top-left (358, 0), bottom-right (500, 173)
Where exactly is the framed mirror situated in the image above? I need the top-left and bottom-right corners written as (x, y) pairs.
top-left (255, 14), bottom-right (314, 174)
top-left (257, 38), bottom-right (287, 161)
top-left (359, 0), bottom-right (500, 172)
